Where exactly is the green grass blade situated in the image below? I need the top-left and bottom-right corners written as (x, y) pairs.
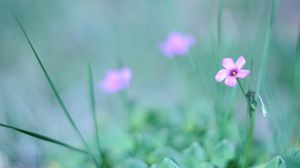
top-left (13, 14), bottom-right (87, 148)
top-left (87, 62), bottom-right (102, 157)
top-left (0, 123), bottom-right (89, 155)
top-left (13, 14), bottom-right (82, 144)
top-left (256, 0), bottom-right (280, 93)
top-left (12, 14), bottom-right (101, 168)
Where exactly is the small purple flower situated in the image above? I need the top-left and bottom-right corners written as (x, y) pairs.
top-left (160, 32), bottom-right (195, 57)
top-left (215, 56), bottom-right (250, 87)
top-left (100, 67), bottom-right (132, 93)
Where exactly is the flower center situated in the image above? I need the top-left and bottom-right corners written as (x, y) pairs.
top-left (230, 69), bottom-right (238, 76)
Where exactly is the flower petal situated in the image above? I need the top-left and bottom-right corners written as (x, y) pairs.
top-left (215, 69), bottom-right (228, 82)
top-left (222, 58), bottom-right (235, 69)
top-left (121, 68), bottom-right (132, 81)
top-left (100, 68), bottom-right (132, 93)
top-left (236, 56), bottom-right (246, 69)
top-left (236, 70), bottom-right (250, 78)
top-left (224, 76), bottom-right (237, 87)
top-left (185, 35), bottom-right (196, 46)
top-left (160, 32), bottom-right (195, 57)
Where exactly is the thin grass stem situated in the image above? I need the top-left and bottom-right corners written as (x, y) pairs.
top-left (256, 0), bottom-right (280, 93)
top-left (0, 123), bottom-right (89, 155)
top-left (87, 62), bottom-right (103, 160)
top-left (12, 14), bottom-right (101, 168)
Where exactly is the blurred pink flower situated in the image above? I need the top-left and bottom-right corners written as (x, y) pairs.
top-left (215, 56), bottom-right (250, 87)
top-left (100, 67), bottom-right (132, 93)
top-left (160, 32), bottom-right (195, 57)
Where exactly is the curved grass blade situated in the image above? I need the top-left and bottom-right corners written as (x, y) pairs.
top-left (12, 14), bottom-right (84, 147)
top-left (87, 62), bottom-right (103, 159)
top-left (0, 123), bottom-right (88, 155)
top-left (256, 0), bottom-right (280, 93)
top-left (12, 14), bottom-right (101, 167)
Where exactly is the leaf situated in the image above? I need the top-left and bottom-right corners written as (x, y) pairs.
top-left (100, 123), bottom-right (134, 158)
top-left (253, 156), bottom-right (286, 168)
top-left (210, 139), bottom-right (235, 168)
top-left (147, 147), bottom-right (181, 164)
top-left (0, 123), bottom-right (88, 155)
top-left (122, 158), bottom-right (148, 168)
top-left (158, 158), bottom-right (181, 168)
top-left (181, 142), bottom-right (206, 167)
top-left (282, 150), bottom-right (300, 168)
top-left (198, 162), bottom-right (215, 168)
top-left (266, 156), bottom-right (286, 168)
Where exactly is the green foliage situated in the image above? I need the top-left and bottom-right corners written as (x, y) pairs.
top-left (0, 0), bottom-right (299, 167)
top-left (282, 149), bottom-right (300, 168)
top-left (181, 142), bottom-right (206, 167)
top-left (120, 158), bottom-right (148, 168)
top-left (210, 140), bottom-right (235, 168)
top-left (154, 158), bottom-right (181, 168)
top-left (253, 156), bottom-right (286, 168)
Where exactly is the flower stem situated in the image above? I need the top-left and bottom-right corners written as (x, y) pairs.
top-left (237, 79), bottom-right (246, 97)
top-left (237, 79), bottom-right (255, 168)
top-left (242, 108), bottom-right (255, 168)
top-left (120, 91), bottom-right (135, 131)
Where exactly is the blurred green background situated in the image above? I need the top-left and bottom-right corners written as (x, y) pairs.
top-left (0, 0), bottom-right (300, 167)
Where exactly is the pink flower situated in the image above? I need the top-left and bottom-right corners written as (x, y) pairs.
top-left (160, 32), bottom-right (195, 57)
top-left (100, 67), bottom-right (132, 93)
top-left (215, 56), bottom-right (250, 87)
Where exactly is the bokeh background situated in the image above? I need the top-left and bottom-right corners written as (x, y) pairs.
top-left (0, 0), bottom-right (300, 167)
